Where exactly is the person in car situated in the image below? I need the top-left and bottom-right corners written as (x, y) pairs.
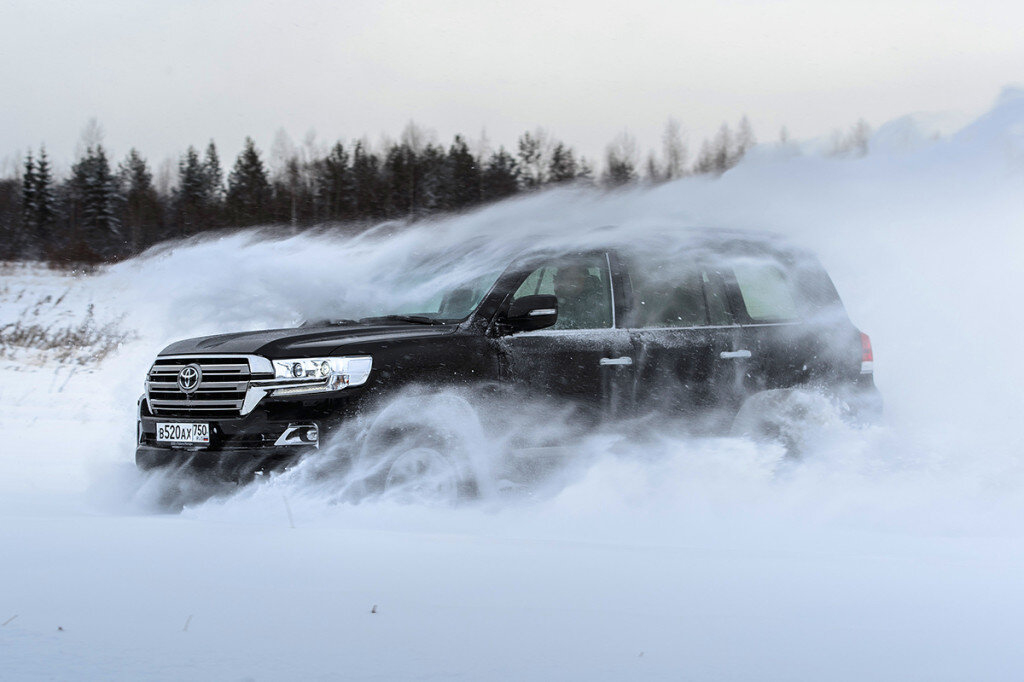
top-left (553, 262), bottom-right (611, 329)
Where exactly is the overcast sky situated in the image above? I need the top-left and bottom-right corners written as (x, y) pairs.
top-left (2, 0), bottom-right (1022, 175)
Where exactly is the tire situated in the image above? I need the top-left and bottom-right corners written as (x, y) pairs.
top-left (341, 392), bottom-right (488, 503)
top-left (730, 388), bottom-right (840, 457)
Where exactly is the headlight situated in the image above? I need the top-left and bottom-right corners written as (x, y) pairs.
top-left (263, 356), bottom-right (373, 396)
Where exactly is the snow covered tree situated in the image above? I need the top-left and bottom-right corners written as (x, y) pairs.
top-left (417, 143), bottom-right (450, 213)
top-left (34, 147), bottom-right (57, 239)
top-left (227, 137), bottom-right (272, 225)
top-left (20, 152), bottom-right (38, 245)
top-left (384, 141), bottom-right (418, 217)
top-left (517, 130), bottom-right (548, 190)
top-left (447, 135), bottom-right (480, 209)
top-left (175, 146), bottom-right (207, 235)
top-left (602, 131), bottom-right (638, 187)
top-left (350, 140), bottom-right (385, 219)
top-left (481, 147), bottom-right (520, 201)
top-left (661, 118), bottom-right (687, 180)
top-left (203, 141), bottom-right (225, 227)
top-left (68, 145), bottom-right (123, 258)
top-left (712, 123), bottom-right (734, 174)
top-left (547, 143), bottom-right (578, 184)
top-left (735, 116), bottom-right (756, 161)
top-left (644, 152), bottom-right (663, 183)
top-left (692, 139), bottom-right (715, 175)
top-left (120, 148), bottom-right (161, 252)
top-left (315, 142), bottom-right (354, 222)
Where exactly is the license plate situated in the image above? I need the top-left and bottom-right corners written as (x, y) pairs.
top-left (156, 422), bottom-right (210, 445)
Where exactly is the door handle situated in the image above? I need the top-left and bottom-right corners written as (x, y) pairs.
top-left (599, 356), bottom-right (634, 366)
top-left (719, 350), bottom-right (752, 360)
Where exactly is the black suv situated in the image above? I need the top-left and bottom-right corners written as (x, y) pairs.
top-left (136, 230), bottom-right (880, 483)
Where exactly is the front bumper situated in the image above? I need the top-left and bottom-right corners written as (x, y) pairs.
top-left (135, 395), bottom-right (343, 478)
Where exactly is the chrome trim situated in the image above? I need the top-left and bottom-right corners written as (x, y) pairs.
top-left (156, 354), bottom-right (274, 375)
top-left (146, 354), bottom-right (373, 418)
top-left (606, 252), bottom-right (616, 329)
top-left (516, 328), bottom-right (631, 338)
top-left (599, 356), bottom-right (633, 366)
top-left (274, 423), bottom-right (320, 448)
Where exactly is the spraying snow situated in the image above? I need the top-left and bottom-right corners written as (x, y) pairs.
top-left (3, 88), bottom-right (1024, 680)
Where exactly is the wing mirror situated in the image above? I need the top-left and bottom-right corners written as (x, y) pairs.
top-left (505, 294), bottom-right (558, 332)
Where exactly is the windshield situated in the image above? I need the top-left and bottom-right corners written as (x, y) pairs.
top-left (360, 270), bottom-right (502, 323)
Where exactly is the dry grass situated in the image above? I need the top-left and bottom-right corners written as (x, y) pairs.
top-left (0, 303), bottom-right (134, 366)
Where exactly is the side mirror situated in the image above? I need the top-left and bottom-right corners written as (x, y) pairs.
top-left (505, 294), bottom-right (558, 332)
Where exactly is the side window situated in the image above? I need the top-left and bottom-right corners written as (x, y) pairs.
top-left (512, 255), bottom-right (613, 330)
top-left (702, 270), bottom-right (733, 325)
top-left (731, 260), bottom-right (800, 321)
top-left (628, 260), bottom-right (733, 328)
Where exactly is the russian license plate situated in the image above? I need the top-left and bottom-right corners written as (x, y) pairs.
top-left (156, 422), bottom-right (210, 445)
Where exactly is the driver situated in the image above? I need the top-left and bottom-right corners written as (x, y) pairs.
top-left (553, 262), bottom-right (610, 329)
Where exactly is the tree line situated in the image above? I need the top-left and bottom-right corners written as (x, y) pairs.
top-left (0, 118), bottom-right (767, 263)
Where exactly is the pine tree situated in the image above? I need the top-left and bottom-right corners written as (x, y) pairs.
top-left (693, 139), bottom-right (715, 175)
top-left (203, 141), bottom-right (225, 227)
top-left (350, 140), bottom-right (385, 219)
top-left (547, 143), bottom-right (578, 184)
top-left (226, 137), bottom-right (271, 225)
top-left (69, 145), bottom-right (122, 258)
top-left (120, 149), bottom-right (161, 252)
top-left (16, 152), bottom-right (40, 257)
top-left (735, 116), bottom-right (756, 162)
top-left (20, 151), bottom-right (38, 237)
top-left (34, 147), bottom-right (57, 237)
top-left (662, 118), bottom-right (687, 180)
top-left (176, 146), bottom-right (207, 235)
top-left (602, 132), bottom-right (637, 187)
top-left (203, 141), bottom-right (224, 200)
top-left (417, 143), bottom-right (450, 213)
top-left (447, 135), bottom-right (480, 209)
top-left (517, 130), bottom-right (547, 190)
top-left (384, 141), bottom-right (418, 217)
top-left (575, 157), bottom-right (596, 185)
top-left (481, 147), bottom-right (520, 201)
top-left (315, 142), bottom-right (354, 222)
top-left (712, 123), bottom-right (734, 173)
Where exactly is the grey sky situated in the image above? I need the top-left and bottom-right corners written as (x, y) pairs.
top-left (2, 0), bottom-right (1022, 175)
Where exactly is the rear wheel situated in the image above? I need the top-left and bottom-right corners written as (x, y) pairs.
top-left (730, 388), bottom-right (840, 456)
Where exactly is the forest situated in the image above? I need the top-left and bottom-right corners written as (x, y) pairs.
top-left (0, 115), bottom-right (868, 263)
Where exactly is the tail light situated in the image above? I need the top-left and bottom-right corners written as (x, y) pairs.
top-left (860, 332), bottom-right (874, 374)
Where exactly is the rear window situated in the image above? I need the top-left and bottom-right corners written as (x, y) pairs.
top-left (627, 261), bottom-right (732, 328)
top-left (731, 260), bottom-right (800, 321)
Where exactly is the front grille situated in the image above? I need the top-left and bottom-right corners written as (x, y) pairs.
top-left (147, 357), bottom-right (252, 418)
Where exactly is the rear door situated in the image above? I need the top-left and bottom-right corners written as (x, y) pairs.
top-left (726, 253), bottom-right (818, 392)
top-left (494, 252), bottom-right (636, 421)
top-left (622, 253), bottom-right (746, 432)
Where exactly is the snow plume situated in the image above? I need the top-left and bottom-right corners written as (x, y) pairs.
top-left (4, 89), bottom-right (1024, 680)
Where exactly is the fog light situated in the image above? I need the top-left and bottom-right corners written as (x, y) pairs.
top-left (306, 427), bottom-right (319, 442)
top-left (291, 362), bottom-right (303, 378)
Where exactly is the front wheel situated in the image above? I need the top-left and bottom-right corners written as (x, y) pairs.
top-left (340, 392), bottom-right (489, 503)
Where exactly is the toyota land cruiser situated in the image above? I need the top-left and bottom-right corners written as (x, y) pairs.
top-left (135, 230), bottom-right (881, 482)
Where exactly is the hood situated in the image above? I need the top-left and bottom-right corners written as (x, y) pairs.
top-left (159, 322), bottom-right (457, 358)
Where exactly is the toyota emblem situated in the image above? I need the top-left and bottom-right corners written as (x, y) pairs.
top-left (177, 364), bottom-right (202, 394)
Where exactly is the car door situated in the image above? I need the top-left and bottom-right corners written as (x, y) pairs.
top-left (493, 252), bottom-right (636, 421)
top-left (724, 252), bottom-right (819, 393)
top-left (621, 252), bottom-right (747, 433)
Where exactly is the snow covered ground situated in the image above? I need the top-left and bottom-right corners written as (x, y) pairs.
top-left (4, 89), bottom-right (1024, 680)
